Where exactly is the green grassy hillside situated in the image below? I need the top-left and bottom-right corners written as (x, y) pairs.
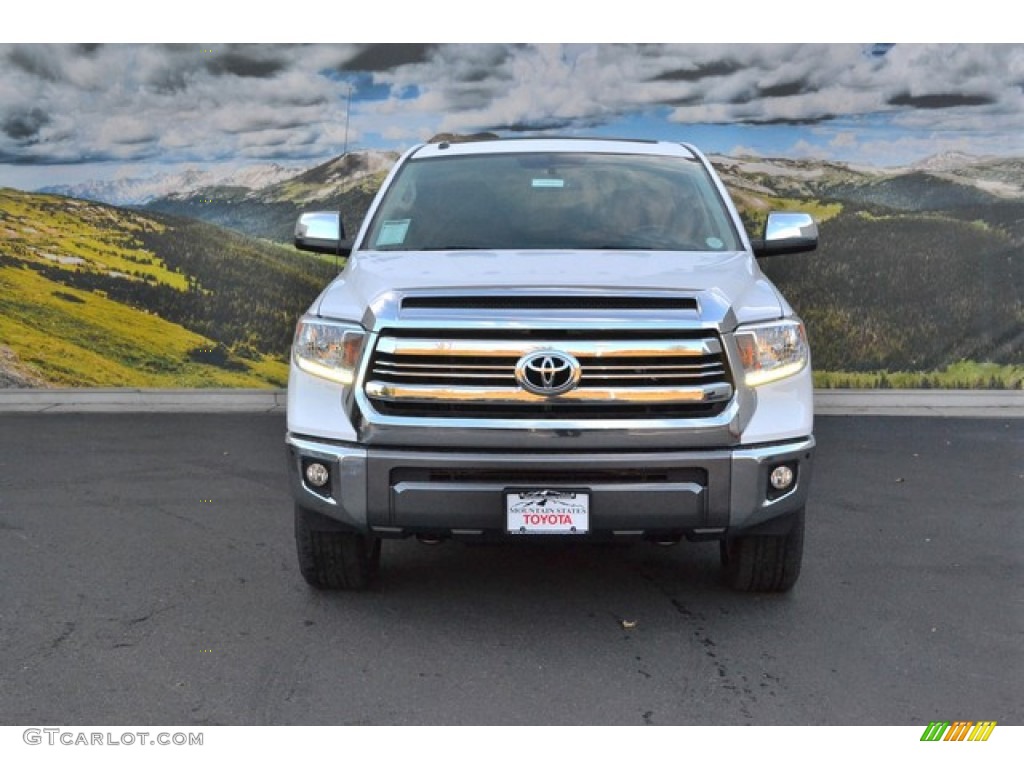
top-left (727, 168), bottom-right (1023, 389)
top-left (0, 189), bottom-right (337, 388)
top-left (760, 209), bottom-right (1023, 365)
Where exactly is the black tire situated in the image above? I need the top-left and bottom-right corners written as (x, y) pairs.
top-left (294, 504), bottom-right (381, 590)
top-left (720, 508), bottom-right (804, 593)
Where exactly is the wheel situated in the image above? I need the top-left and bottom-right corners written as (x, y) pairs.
top-left (720, 508), bottom-right (804, 593)
top-left (294, 504), bottom-right (381, 590)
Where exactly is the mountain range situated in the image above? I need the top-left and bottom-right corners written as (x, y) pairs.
top-left (34, 148), bottom-right (1024, 239)
top-left (7, 147), bottom-right (1023, 388)
top-left (141, 151), bottom-right (399, 243)
top-left (39, 149), bottom-right (1024, 206)
top-left (39, 163), bottom-right (307, 207)
top-left (148, 150), bottom-right (1024, 246)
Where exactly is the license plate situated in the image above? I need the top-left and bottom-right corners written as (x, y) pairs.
top-left (506, 489), bottom-right (589, 534)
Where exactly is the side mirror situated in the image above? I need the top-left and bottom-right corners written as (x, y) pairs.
top-left (294, 211), bottom-right (352, 256)
top-left (752, 211), bottom-right (818, 257)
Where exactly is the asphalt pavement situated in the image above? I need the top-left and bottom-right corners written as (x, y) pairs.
top-left (0, 412), bottom-right (1020, 725)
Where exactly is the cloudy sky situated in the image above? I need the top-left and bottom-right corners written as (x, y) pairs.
top-left (3, 42), bottom-right (1024, 190)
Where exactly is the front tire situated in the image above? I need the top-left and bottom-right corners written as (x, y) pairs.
top-left (721, 508), bottom-right (804, 593)
top-left (294, 504), bottom-right (381, 590)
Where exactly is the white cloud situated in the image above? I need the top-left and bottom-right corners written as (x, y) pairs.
top-left (829, 132), bottom-right (859, 149)
top-left (3, 43), bottom-right (1024, 185)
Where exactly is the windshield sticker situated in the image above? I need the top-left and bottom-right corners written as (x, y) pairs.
top-left (376, 219), bottom-right (411, 247)
top-left (531, 178), bottom-right (565, 188)
top-left (705, 237), bottom-right (724, 249)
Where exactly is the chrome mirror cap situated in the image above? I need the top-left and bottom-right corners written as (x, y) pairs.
top-left (295, 211), bottom-right (349, 255)
top-left (754, 211), bottom-right (818, 257)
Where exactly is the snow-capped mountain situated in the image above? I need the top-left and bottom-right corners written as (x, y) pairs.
top-left (910, 151), bottom-right (991, 173)
top-left (38, 163), bottom-right (305, 206)
top-left (136, 150), bottom-right (401, 243)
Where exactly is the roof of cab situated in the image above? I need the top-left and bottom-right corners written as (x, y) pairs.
top-left (409, 135), bottom-right (700, 160)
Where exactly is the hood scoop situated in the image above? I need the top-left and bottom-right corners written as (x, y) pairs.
top-left (400, 294), bottom-right (699, 313)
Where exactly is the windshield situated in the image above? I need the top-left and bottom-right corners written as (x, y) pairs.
top-left (363, 151), bottom-right (742, 252)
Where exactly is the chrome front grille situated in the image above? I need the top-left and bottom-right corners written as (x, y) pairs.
top-left (364, 330), bottom-right (733, 419)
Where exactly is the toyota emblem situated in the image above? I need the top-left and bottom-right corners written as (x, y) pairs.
top-left (515, 350), bottom-right (581, 396)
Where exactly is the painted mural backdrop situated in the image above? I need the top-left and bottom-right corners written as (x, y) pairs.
top-left (1, 44), bottom-right (1021, 388)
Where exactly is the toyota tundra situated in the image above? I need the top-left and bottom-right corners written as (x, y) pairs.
top-left (286, 136), bottom-right (818, 592)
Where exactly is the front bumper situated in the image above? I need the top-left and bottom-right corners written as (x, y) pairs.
top-left (286, 433), bottom-right (814, 539)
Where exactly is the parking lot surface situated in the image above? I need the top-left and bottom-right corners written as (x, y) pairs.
top-left (0, 413), bottom-right (1020, 725)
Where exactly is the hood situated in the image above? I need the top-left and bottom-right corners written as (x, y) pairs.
top-left (314, 249), bottom-right (787, 329)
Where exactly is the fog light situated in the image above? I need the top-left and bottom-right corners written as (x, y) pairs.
top-left (304, 462), bottom-right (330, 488)
top-left (770, 465), bottom-right (795, 492)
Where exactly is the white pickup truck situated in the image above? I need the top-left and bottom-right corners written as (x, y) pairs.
top-left (286, 136), bottom-right (818, 592)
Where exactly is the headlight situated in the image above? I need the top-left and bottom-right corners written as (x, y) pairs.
top-left (292, 318), bottom-right (367, 385)
top-left (734, 319), bottom-right (809, 387)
